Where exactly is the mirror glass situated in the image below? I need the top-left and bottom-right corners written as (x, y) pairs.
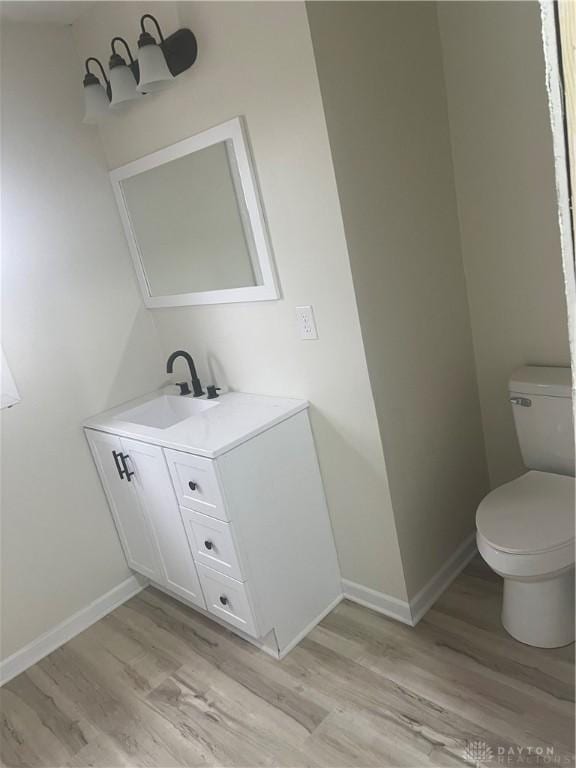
top-left (111, 118), bottom-right (278, 308)
top-left (120, 141), bottom-right (259, 296)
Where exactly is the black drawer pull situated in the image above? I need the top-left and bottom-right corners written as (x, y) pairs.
top-left (188, 481), bottom-right (197, 491)
top-left (219, 595), bottom-right (228, 606)
top-left (204, 540), bottom-right (214, 550)
top-left (112, 450), bottom-right (134, 482)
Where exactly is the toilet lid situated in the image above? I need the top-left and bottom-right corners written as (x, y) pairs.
top-left (476, 471), bottom-right (575, 554)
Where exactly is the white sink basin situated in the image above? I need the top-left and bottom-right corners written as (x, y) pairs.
top-left (116, 395), bottom-right (218, 430)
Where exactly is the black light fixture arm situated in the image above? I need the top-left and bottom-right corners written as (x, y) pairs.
top-left (84, 57), bottom-right (109, 85)
top-left (109, 36), bottom-right (140, 83)
top-left (111, 36), bottom-right (135, 65)
top-left (140, 14), bottom-right (165, 43)
top-left (83, 57), bottom-right (112, 101)
top-left (137, 13), bottom-right (197, 76)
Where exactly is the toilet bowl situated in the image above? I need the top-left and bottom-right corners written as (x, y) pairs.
top-left (476, 470), bottom-right (574, 648)
top-left (475, 366), bottom-right (575, 648)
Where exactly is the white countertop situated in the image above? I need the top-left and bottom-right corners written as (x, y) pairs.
top-left (83, 390), bottom-right (309, 458)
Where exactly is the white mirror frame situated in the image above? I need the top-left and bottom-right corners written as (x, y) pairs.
top-left (110, 117), bottom-right (279, 308)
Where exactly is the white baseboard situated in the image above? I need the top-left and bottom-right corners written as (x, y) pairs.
top-left (342, 578), bottom-right (413, 625)
top-left (0, 535), bottom-right (478, 685)
top-left (409, 532), bottom-right (477, 624)
top-left (0, 575), bottom-right (146, 687)
top-left (342, 533), bottom-right (477, 627)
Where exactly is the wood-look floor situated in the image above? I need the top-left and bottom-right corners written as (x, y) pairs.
top-left (1, 556), bottom-right (574, 768)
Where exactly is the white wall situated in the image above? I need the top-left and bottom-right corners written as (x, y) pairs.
top-left (438, 1), bottom-right (571, 488)
top-left (73, 1), bottom-right (409, 600)
top-left (306, 1), bottom-right (488, 598)
top-left (0, 22), bottom-right (166, 660)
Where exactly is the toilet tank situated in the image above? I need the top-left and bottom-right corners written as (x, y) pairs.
top-left (509, 366), bottom-right (574, 477)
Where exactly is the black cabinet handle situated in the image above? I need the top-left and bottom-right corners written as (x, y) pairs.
top-left (112, 450), bottom-right (134, 482)
top-left (204, 540), bottom-right (214, 550)
top-left (120, 454), bottom-right (135, 482)
top-left (219, 595), bottom-right (228, 606)
top-left (112, 450), bottom-right (124, 480)
top-left (188, 481), bottom-right (197, 491)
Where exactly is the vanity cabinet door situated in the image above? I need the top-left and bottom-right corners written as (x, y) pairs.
top-left (85, 429), bottom-right (162, 582)
top-left (119, 437), bottom-right (205, 609)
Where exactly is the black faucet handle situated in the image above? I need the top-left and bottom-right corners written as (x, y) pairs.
top-left (175, 381), bottom-right (191, 396)
top-left (206, 385), bottom-right (221, 400)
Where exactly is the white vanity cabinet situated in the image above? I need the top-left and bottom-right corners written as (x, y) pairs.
top-left (84, 393), bottom-right (342, 658)
top-left (86, 431), bottom-right (205, 609)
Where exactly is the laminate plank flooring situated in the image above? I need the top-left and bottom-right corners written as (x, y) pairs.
top-left (1, 557), bottom-right (574, 768)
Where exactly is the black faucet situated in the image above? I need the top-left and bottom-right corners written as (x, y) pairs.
top-left (166, 351), bottom-right (204, 397)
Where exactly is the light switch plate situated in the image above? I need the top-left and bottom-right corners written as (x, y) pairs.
top-left (296, 305), bottom-right (318, 340)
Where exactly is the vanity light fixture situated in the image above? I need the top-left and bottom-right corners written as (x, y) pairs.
top-left (81, 14), bottom-right (197, 122)
top-left (109, 37), bottom-right (140, 107)
top-left (136, 14), bottom-right (175, 93)
top-left (82, 57), bottom-right (111, 124)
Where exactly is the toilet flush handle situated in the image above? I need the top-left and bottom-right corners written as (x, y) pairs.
top-left (510, 397), bottom-right (532, 407)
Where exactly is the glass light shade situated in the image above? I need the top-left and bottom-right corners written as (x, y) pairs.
top-left (109, 65), bottom-right (140, 107)
top-left (83, 82), bottom-right (110, 124)
top-left (137, 44), bottom-right (174, 93)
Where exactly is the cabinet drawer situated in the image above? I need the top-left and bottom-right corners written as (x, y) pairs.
top-left (164, 448), bottom-right (228, 521)
top-left (197, 565), bottom-right (258, 638)
top-left (182, 508), bottom-right (244, 581)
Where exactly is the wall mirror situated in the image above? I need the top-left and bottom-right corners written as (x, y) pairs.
top-left (110, 117), bottom-right (279, 308)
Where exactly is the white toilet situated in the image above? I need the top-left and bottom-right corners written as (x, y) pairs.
top-left (476, 366), bottom-right (575, 648)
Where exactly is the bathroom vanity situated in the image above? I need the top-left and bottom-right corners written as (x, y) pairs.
top-left (84, 391), bottom-right (341, 658)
